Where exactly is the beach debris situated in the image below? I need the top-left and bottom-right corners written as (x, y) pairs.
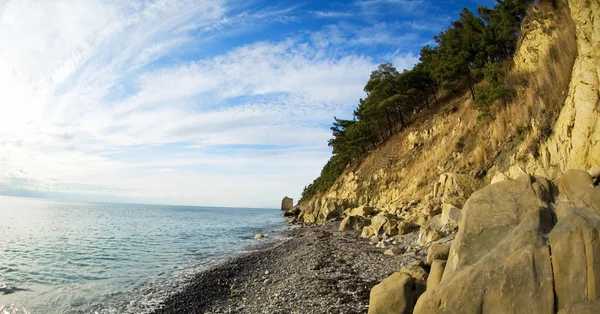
top-left (0, 283), bottom-right (5, 289)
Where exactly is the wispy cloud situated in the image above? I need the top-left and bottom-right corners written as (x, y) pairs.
top-left (313, 10), bottom-right (353, 18)
top-left (0, 0), bottom-right (468, 207)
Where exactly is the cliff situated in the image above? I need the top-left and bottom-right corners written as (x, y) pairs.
top-left (292, 0), bottom-right (600, 312)
top-left (295, 0), bottom-right (597, 228)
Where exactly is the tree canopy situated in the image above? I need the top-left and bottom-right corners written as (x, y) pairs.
top-left (300, 0), bottom-right (533, 203)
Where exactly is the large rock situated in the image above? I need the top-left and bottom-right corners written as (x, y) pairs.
top-left (558, 299), bottom-right (600, 314)
top-left (426, 243), bottom-right (451, 265)
top-left (426, 259), bottom-right (446, 291)
top-left (344, 205), bottom-right (375, 217)
top-left (549, 207), bottom-right (600, 311)
top-left (368, 272), bottom-right (416, 314)
top-left (417, 215), bottom-right (443, 245)
top-left (440, 203), bottom-right (460, 231)
top-left (281, 196), bottom-right (293, 211)
top-left (397, 221), bottom-right (419, 235)
top-left (556, 170), bottom-right (600, 216)
top-left (414, 175), bottom-right (555, 314)
top-left (339, 216), bottom-right (370, 232)
top-left (523, 0), bottom-right (600, 177)
top-left (444, 175), bottom-right (554, 277)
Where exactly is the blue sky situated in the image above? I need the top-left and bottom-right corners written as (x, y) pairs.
top-left (0, 0), bottom-right (496, 208)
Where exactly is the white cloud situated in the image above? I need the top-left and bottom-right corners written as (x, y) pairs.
top-left (0, 0), bottom-right (386, 207)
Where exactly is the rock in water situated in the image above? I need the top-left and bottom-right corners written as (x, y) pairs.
top-left (281, 197), bottom-right (293, 211)
top-left (368, 272), bottom-right (416, 314)
top-left (254, 233), bottom-right (264, 239)
top-left (414, 175), bottom-right (555, 314)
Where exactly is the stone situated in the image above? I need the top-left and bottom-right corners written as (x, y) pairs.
top-left (444, 175), bottom-right (554, 277)
top-left (558, 299), bottom-right (600, 314)
top-left (549, 207), bottom-right (600, 311)
top-left (440, 203), bottom-right (460, 230)
top-left (557, 170), bottom-right (594, 200)
top-left (588, 165), bottom-right (600, 183)
top-left (281, 197), bottom-right (293, 211)
top-left (368, 272), bottom-right (416, 314)
top-left (371, 213), bottom-right (390, 234)
top-left (376, 241), bottom-right (385, 249)
top-left (285, 217), bottom-right (296, 224)
top-left (361, 226), bottom-right (376, 238)
top-left (370, 235), bottom-right (380, 244)
top-left (426, 243), bottom-right (451, 265)
top-left (490, 172), bottom-right (508, 185)
top-left (432, 173), bottom-right (472, 205)
top-left (382, 220), bottom-right (398, 236)
top-left (384, 247), bottom-right (405, 256)
top-left (339, 216), bottom-right (369, 232)
top-left (254, 233), bottom-right (264, 239)
top-left (426, 259), bottom-right (446, 291)
top-left (339, 216), bottom-right (352, 231)
top-left (414, 175), bottom-right (555, 314)
top-left (397, 221), bottom-right (419, 235)
top-left (344, 205), bottom-right (375, 217)
top-left (417, 215), bottom-right (445, 245)
top-left (556, 170), bottom-right (600, 216)
top-left (399, 264), bottom-right (428, 281)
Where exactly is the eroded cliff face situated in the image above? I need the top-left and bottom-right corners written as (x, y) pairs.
top-left (523, 0), bottom-right (600, 177)
top-left (296, 0), bottom-right (599, 226)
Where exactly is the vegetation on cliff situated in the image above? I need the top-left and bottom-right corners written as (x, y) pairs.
top-left (300, 0), bottom-right (534, 203)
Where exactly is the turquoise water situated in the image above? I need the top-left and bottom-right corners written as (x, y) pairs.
top-left (0, 196), bottom-right (284, 313)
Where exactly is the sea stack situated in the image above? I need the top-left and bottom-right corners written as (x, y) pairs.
top-left (281, 196), bottom-right (293, 211)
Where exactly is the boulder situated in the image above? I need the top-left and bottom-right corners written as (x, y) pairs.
top-left (558, 299), bottom-right (600, 314)
top-left (399, 264), bottom-right (428, 281)
top-left (344, 205), bottom-right (375, 217)
top-left (589, 165), bottom-right (600, 185)
top-left (254, 233), bottom-right (264, 239)
top-left (414, 175), bottom-right (555, 314)
top-left (339, 216), bottom-right (370, 231)
top-left (426, 259), bottom-right (446, 291)
top-left (397, 221), bottom-right (419, 235)
top-left (440, 203), bottom-right (460, 231)
top-left (549, 207), bottom-right (600, 311)
top-left (384, 247), bottom-right (405, 256)
top-left (556, 170), bottom-right (600, 216)
top-left (371, 213), bottom-right (390, 234)
top-left (281, 196), bottom-right (293, 211)
top-left (426, 243), bottom-right (451, 265)
top-left (490, 172), bottom-right (508, 185)
top-left (417, 215), bottom-right (445, 245)
top-left (382, 219), bottom-right (398, 236)
top-left (432, 173), bottom-right (472, 205)
top-left (368, 272), bottom-right (416, 314)
top-left (444, 175), bottom-right (554, 277)
top-left (361, 226), bottom-right (376, 238)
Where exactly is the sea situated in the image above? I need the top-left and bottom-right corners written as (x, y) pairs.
top-left (0, 195), bottom-right (285, 313)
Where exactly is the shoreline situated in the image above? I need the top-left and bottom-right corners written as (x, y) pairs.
top-left (151, 223), bottom-right (425, 314)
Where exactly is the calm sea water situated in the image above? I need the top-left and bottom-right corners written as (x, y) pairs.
top-left (0, 196), bottom-right (285, 313)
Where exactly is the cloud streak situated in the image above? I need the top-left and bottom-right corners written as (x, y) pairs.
top-left (0, 0), bottom-right (467, 207)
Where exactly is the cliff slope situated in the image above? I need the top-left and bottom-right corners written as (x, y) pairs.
top-left (295, 0), bottom-right (597, 229)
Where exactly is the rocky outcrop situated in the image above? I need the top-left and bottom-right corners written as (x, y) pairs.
top-left (281, 197), bottom-right (293, 211)
top-left (368, 272), bottom-right (417, 314)
top-left (550, 207), bottom-right (600, 311)
top-left (414, 175), bottom-right (556, 314)
top-left (515, 0), bottom-right (600, 178)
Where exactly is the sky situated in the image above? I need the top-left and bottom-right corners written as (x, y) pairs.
top-left (0, 0), bottom-right (496, 208)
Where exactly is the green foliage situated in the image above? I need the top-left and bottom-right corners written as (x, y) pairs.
top-left (300, 0), bottom-right (534, 203)
top-left (474, 62), bottom-right (511, 116)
